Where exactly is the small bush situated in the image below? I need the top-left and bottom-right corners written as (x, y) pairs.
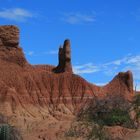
top-left (78, 94), bottom-right (135, 129)
top-left (136, 111), bottom-right (140, 119)
top-left (87, 124), bottom-right (111, 140)
top-left (133, 94), bottom-right (140, 108)
top-left (65, 128), bottom-right (77, 137)
top-left (132, 94), bottom-right (140, 122)
top-left (65, 121), bottom-right (112, 140)
top-left (93, 108), bottom-right (133, 127)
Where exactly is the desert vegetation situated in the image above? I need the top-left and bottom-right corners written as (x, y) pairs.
top-left (0, 114), bottom-right (23, 140)
top-left (132, 94), bottom-right (140, 127)
top-left (65, 121), bottom-right (111, 140)
top-left (65, 93), bottom-right (140, 140)
top-left (78, 94), bottom-right (135, 129)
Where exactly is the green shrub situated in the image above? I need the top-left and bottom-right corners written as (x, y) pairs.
top-left (86, 108), bottom-right (134, 128)
top-left (0, 124), bottom-right (10, 140)
top-left (133, 94), bottom-right (140, 108)
top-left (0, 124), bottom-right (23, 140)
top-left (78, 94), bottom-right (135, 128)
top-left (136, 111), bottom-right (140, 119)
top-left (132, 94), bottom-right (140, 121)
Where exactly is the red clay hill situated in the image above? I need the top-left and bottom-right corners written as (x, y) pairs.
top-left (0, 25), bottom-right (134, 116)
top-left (0, 25), bottom-right (136, 140)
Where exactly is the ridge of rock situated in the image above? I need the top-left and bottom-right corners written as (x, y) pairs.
top-left (0, 25), bottom-right (136, 140)
top-left (96, 70), bottom-right (134, 98)
top-left (0, 25), bottom-right (134, 116)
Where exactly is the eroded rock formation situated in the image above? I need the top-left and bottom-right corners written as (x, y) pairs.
top-left (0, 25), bottom-right (28, 66)
top-left (0, 25), bottom-right (19, 47)
top-left (100, 70), bottom-right (134, 96)
top-left (0, 25), bottom-right (136, 140)
top-left (0, 26), bottom-right (133, 110)
top-left (0, 25), bottom-right (134, 116)
top-left (53, 39), bottom-right (73, 73)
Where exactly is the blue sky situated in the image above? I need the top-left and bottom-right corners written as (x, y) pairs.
top-left (0, 0), bottom-right (140, 90)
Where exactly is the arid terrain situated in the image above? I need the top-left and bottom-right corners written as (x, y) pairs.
top-left (0, 25), bottom-right (140, 140)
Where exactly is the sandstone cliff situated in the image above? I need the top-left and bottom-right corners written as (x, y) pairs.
top-left (0, 25), bottom-right (136, 140)
top-left (0, 25), bottom-right (28, 66)
top-left (0, 25), bottom-right (134, 117)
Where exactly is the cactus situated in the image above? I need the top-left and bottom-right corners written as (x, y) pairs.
top-left (0, 124), bottom-right (10, 140)
top-left (0, 124), bottom-right (23, 140)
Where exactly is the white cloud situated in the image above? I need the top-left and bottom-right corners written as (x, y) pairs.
top-left (73, 54), bottom-right (140, 91)
top-left (73, 54), bottom-right (140, 81)
top-left (73, 63), bottom-right (100, 74)
top-left (0, 8), bottom-right (34, 21)
top-left (95, 83), bottom-right (107, 86)
top-left (126, 55), bottom-right (140, 64)
top-left (61, 12), bottom-right (96, 25)
top-left (104, 55), bottom-right (131, 66)
top-left (119, 55), bottom-right (140, 81)
top-left (103, 55), bottom-right (140, 80)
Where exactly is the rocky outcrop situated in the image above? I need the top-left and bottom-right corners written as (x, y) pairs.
top-left (0, 25), bottom-right (134, 116)
top-left (101, 71), bottom-right (134, 96)
top-left (116, 71), bottom-right (133, 93)
top-left (0, 25), bottom-right (19, 47)
top-left (0, 25), bottom-right (136, 140)
top-left (0, 25), bottom-right (28, 66)
top-left (53, 39), bottom-right (73, 73)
